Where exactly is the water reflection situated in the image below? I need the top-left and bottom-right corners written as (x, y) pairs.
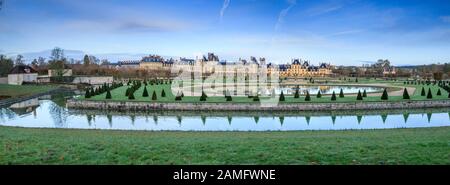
top-left (0, 99), bottom-right (449, 131)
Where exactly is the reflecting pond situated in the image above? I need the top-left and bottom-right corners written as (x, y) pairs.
top-left (277, 85), bottom-right (383, 95)
top-left (0, 96), bottom-right (449, 131)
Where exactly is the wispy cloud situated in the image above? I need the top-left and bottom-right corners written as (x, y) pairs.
top-left (274, 0), bottom-right (297, 32)
top-left (64, 18), bottom-right (187, 33)
top-left (441, 16), bottom-right (450, 23)
top-left (326, 29), bottom-right (365, 37)
top-left (307, 4), bottom-right (343, 16)
top-left (220, 0), bottom-right (230, 21)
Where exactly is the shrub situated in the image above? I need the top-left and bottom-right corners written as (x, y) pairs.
top-left (226, 95), bottom-right (232, 101)
top-left (381, 89), bottom-right (388, 100)
top-left (125, 88), bottom-right (131, 96)
top-left (427, 88), bottom-right (433, 99)
top-left (304, 91), bottom-right (311, 101)
top-left (128, 92), bottom-right (135, 100)
top-left (161, 89), bottom-right (166, 97)
top-left (357, 90), bottom-right (363, 100)
top-left (331, 91), bottom-right (336, 101)
top-left (200, 91), bottom-right (207, 101)
top-left (85, 88), bottom-right (91, 98)
top-left (279, 91), bottom-right (285, 101)
top-left (294, 88), bottom-right (299, 98)
top-left (437, 89), bottom-right (442, 96)
top-left (106, 89), bottom-right (112, 99)
top-left (362, 89), bottom-right (367, 97)
top-left (253, 95), bottom-right (260, 102)
top-left (316, 91), bottom-right (322, 98)
top-left (152, 91), bottom-right (157, 100)
top-left (339, 89), bottom-right (344, 98)
top-left (181, 92), bottom-right (184, 97)
top-left (175, 96), bottom-right (182, 101)
top-left (142, 87), bottom-right (149, 97)
top-left (402, 88), bottom-right (410, 99)
top-left (421, 87), bottom-right (426, 96)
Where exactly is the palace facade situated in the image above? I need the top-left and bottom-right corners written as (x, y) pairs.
top-left (110, 53), bottom-right (334, 77)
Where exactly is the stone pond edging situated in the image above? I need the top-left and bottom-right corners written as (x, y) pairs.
top-left (66, 99), bottom-right (450, 111)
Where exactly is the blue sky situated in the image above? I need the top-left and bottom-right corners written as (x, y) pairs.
top-left (0, 0), bottom-right (450, 65)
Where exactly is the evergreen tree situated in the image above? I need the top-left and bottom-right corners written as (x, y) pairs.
top-left (279, 91), bottom-right (285, 101)
top-left (316, 91), bottom-right (322, 98)
top-left (294, 88), bottom-right (299, 98)
top-left (421, 87), bottom-right (426, 96)
top-left (200, 91), bottom-right (207, 101)
top-left (427, 88), bottom-right (433, 99)
top-left (142, 87), bottom-right (149, 97)
top-left (128, 92), bottom-right (135, 100)
top-left (85, 88), bottom-right (91, 98)
top-left (331, 91), bottom-right (336, 101)
top-left (106, 89), bottom-right (112, 99)
top-left (381, 88), bottom-right (388, 100)
top-left (437, 89), bottom-right (442, 96)
top-left (357, 90), bottom-right (363, 100)
top-left (362, 89), bottom-right (367, 97)
top-left (152, 91), bottom-right (157, 100)
top-left (161, 89), bottom-right (166, 97)
top-left (402, 88), bottom-right (410, 99)
top-left (304, 91), bottom-right (311, 101)
top-left (339, 88), bottom-right (344, 98)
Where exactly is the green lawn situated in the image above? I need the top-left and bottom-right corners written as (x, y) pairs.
top-left (0, 126), bottom-right (449, 164)
top-left (80, 82), bottom-right (449, 103)
top-left (0, 84), bottom-right (57, 99)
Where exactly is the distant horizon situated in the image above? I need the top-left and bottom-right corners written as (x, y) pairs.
top-left (1, 0), bottom-right (450, 66)
top-left (1, 48), bottom-right (445, 67)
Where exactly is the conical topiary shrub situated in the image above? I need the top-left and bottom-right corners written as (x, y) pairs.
top-left (305, 91), bottom-right (311, 101)
top-left (152, 91), bottom-right (157, 100)
top-left (106, 89), bottom-right (112, 99)
top-left (128, 92), bottom-right (135, 100)
top-left (199, 91), bottom-right (207, 101)
top-left (339, 88), bottom-right (344, 98)
top-left (85, 88), bottom-right (91, 98)
top-left (142, 87), bottom-right (149, 97)
top-left (279, 91), bottom-right (285, 102)
top-left (161, 89), bottom-right (166, 97)
top-left (421, 87), bottom-right (426, 96)
top-left (357, 90), bottom-right (363, 100)
top-left (294, 89), bottom-right (299, 98)
top-left (427, 88), bottom-right (433, 99)
top-left (316, 91), bottom-right (322, 98)
top-left (362, 89), bottom-right (367, 97)
top-left (437, 89), bottom-right (442, 96)
top-left (381, 88), bottom-right (388, 100)
top-left (402, 88), bottom-right (410, 99)
top-left (331, 91), bottom-right (336, 101)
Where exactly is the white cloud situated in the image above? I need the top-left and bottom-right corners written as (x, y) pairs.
top-left (220, 0), bottom-right (231, 21)
top-left (274, 0), bottom-right (297, 32)
top-left (441, 16), bottom-right (450, 23)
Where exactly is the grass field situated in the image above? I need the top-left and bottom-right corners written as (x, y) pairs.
top-left (81, 82), bottom-right (449, 103)
top-left (0, 84), bottom-right (57, 99)
top-left (0, 126), bottom-right (449, 164)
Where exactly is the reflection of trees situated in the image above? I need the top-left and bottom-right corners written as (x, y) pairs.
top-left (403, 113), bottom-right (409, 123)
top-left (107, 115), bottom-right (112, 127)
top-left (254, 116), bottom-right (259, 124)
top-left (0, 108), bottom-right (17, 122)
top-left (426, 112), bottom-right (432, 123)
top-left (279, 116), bottom-right (284, 125)
top-left (153, 115), bottom-right (158, 125)
top-left (49, 101), bottom-right (68, 128)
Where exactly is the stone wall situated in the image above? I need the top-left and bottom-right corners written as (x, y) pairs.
top-left (72, 76), bottom-right (113, 85)
top-left (67, 99), bottom-right (450, 111)
top-left (0, 77), bottom-right (7, 84)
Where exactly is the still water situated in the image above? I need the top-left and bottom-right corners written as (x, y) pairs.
top-left (278, 85), bottom-right (383, 95)
top-left (0, 95), bottom-right (449, 131)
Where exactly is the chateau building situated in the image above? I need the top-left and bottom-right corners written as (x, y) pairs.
top-left (268, 59), bottom-right (333, 77)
